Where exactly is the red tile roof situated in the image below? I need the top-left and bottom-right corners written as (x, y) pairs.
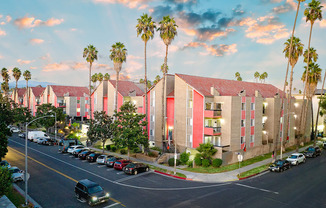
top-left (50, 85), bottom-right (89, 97)
top-left (109, 80), bottom-right (144, 96)
top-left (17, 88), bottom-right (26, 97)
top-left (31, 87), bottom-right (45, 97)
top-left (176, 73), bottom-right (285, 98)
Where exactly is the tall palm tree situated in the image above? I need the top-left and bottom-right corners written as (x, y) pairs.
top-left (23, 70), bottom-right (31, 109)
top-left (136, 13), bottom-right (156, 129)
top-left (12, 67), bottom-right (21, 103)
top-left (83, 44), bottom-right (98, 120)
top-left (1, 68), bottom-right (10, 96)
top-left (283, 36), bottom-right (304, 150)
top-left (315, 68), bottom-right (325, 141)
top-left (153, 75), bottom-right (161, 85)
top-left (91, 73), bottom-right (98, 89)
top-left (301, 0), bottom-right (323, 140)
top-left (104, 73), bottom-right (110, 81)
top-left (254, 71), bottom-right (260, 82)
top-left (262, 72), bottom-right (268, 83)
top-left (109, 42), bottom-right (127, 113)
top-left (97, 73), bottom-right (103, 83)
top-left (303, 47), bottom-right (318, 64)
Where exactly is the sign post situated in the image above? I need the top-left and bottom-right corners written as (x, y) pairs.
top-left (236, 152), bottom-right (243, 178)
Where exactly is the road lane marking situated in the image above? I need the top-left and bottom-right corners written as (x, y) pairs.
top-left (115, 171), bottom-right (152, 183)
top-left (116, 172), bottom-right (124, 175)
top-left (235, 183), bottom-right (279, 195)
top-left (98, 165), bottom-right (105, 168)
top-left (107, 169), bottom-right (114, 172)
top-left (104, 202), bottom-right (119, 208)
top-left (8, 147), bottom-right (125, 207)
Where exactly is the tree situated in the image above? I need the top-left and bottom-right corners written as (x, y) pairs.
top-left (0, 167), bottom-right (12, 196)
top-left (1, 68), bottom-right (10, 96)
top-left (12, 67), bottom-right (21, 103)
top-left (235, 72), bottom-right (242, 81)
top-left (112, 101), bottom-right (148, 159)
top-left (0, 95), bottom-right (13, 161)
top-left (196, 143), bottom-right (217, 161)
top-left (109, 42), bottom-right (127, 113)
top-left (136, 13), bottom-right (156, 135)
top-left (91, 73), bottom-right (98, 89)
top-left (97, 73), bottom-right (103, 83)
top-left (303, 47), bottom-right (318, 64)
top-left (87, 111), bottom-right (114, 153)
top-left (83, 44), bottom-right (98, 120)
top-left (104, 73), bottom-right (110, 81)
top-left (23, 70), bottom-right (31, 109)
top-left (153, 75), bottom-right (161, 85)
top-left (13, 107), bottom-right (32, 127)
top-left (254, 71), bottom-right (260, 82)
top-left (262, 72), bottom-right (268, 83)
top-left (35, 103), bottom-right (65, 133)
top-left (300, 0), bottom-right (323, 142)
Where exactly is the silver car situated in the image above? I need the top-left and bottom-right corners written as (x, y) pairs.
top-left (286, 153), bottom-right (306, 166)
top-left (10, 167), bottom-right (24, 182)
top-left (96, 155), bottom-right (113, 164)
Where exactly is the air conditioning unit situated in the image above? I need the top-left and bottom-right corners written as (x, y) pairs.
top-left (149, 141), bottom-right (155, 148)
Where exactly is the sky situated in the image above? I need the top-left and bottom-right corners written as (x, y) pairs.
top-left (0, 0), bottom-right (326, 93)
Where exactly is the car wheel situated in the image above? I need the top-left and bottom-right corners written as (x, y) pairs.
top-left (146, 167), bottom-right (149, 172)
top-left (134, 170), bottom-right (138, 175)
top-left (76, 193), bottom-right (80, 199)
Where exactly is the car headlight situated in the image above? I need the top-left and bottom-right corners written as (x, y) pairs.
top-left (105, 192), bottom-right (110, 197)
top-left (92, 196), bottom-right (98, 201)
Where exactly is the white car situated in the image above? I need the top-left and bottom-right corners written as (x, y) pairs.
top-left (96, 155), bottom-right (112, 164)
top-left (286, 153), bottom-right (306, 166)
top-left (37, 137), bottom-right (48, 144)
top-left (67, 145), bottom-right (85, 154)
top-left (9, 167), bottom-right (24, 182)
top-left (10, 127), bottom-right (20, 133)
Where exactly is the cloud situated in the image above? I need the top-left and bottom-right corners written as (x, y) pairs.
top-left (70, 28), bottom-right (77, 31)
top-left (29, 66), bottom-right (37, 70)
top-left (6, 16), bottom-right (12, 23)
top-left (30, 38), bottom-right (44, 44)
top-left (43, 61), bottom-right (112, 72)
top-left (93, 0), bottom-right (151, 9)
top-left (272, 0), bottom-right (296, 14)
top-left (43, 62), bottom-right (71, 72)
top-left (0, 54), bottom-right (3, 59)
top-left (0, 29), bottom-right (6, 36)
top-left (183, 42), bottom-right (238, 56)
top-left (17, 59), bottom-right (35, 65)
top-left (319, 19), bottom-right (326, 27)
top-left (14, 16), bottom-right (64, 29)
top-left (40, 53), bottom-right (51, 61)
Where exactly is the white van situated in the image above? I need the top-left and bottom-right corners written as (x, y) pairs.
top-left (28, 131), bottom-right (50, 141)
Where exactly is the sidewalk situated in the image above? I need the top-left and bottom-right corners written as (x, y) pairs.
top-left (90, 146), bottom-right (309, 183)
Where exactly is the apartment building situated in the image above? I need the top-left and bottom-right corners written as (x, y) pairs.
top-left (41, 85), bottom-right (89, 120)
top-left (11, 88), bottom-right (26, 107)
top-left (23, 86), bottom-right (45, 116)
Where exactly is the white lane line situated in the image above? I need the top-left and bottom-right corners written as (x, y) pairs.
top-left (9, 139), bottom-right (232, 191)
top-left (115, 171), bottom-right (152, 183)
top-left (107, 169), bottom-right (114, 172)
top-left (98, 165), bottom-right (105, 168)
top-left (235, 183), bottom-right (279, 195)
top-left (104, 202), bottom-right (119, 208)
top-left (116, 172), bottom-right (124, 175)
top-left (89, 163), bottom-right (96, 165)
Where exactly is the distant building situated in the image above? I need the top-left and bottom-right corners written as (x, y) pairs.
top-left (23, 86), bottom-right (45, 116)
top-left (11, 88), bottom-right (26, 107)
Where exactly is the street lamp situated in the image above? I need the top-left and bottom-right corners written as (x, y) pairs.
top-left (24, 115), bottom-right (53, 206)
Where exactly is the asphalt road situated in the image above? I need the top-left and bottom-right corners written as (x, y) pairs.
top-left (6, 133), bottom-right (326, 208)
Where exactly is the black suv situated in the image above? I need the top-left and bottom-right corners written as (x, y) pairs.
top-left (269, 159), bottom-right (291, 172)
top-left (74, 179), bottom-right (110, 206)
top-left (303, 146), bottom-right (322, 158)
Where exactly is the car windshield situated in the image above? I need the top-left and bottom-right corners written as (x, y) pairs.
top-left (10, 168), bottom-right (20, 173)
top-left (307, 147), bottom-right (314, 152)
top-left (89, 153), bottom-right (95, 157)
top-left (98, 156), bottom-right (104, 159)
top-left (88, 185), bottom-right (103, 194)
top-left (108, 158), bottom-right (117, 162)
top-left (289, 155), bottom-right (298, 159)
top-left (126, 163), bottom-right (136, 168)
top-left (275, 161), bottom-right (284, 166)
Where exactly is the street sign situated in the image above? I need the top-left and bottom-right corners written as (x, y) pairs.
top-left (237, 154), bottom-right (243, 162)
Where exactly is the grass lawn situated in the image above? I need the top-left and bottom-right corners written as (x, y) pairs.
top-left (148, 165), bottom-right (187, 178)
top-left (6, 186), bottom-right (26, 208)
top-left (239, 164), bottom-right (270, 178)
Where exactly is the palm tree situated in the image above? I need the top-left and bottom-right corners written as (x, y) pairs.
top-left (12, 67), bottom-right (21, 103)
top-left (1, 68), bottom-right (10, 96)
top-left (97, 73), bottom-right (103, 83)
top-left (283, 36), bottom-right (304, 150)
top-left (109, 42), bottom-right (127, 113)
top-left (91, 73), bottom-right (98, 89)
top-left (104, 73), bottom-right (110, 81)
top-left (23, 70), bottom-right (31, 109)
top-left (303, 47), bottom-right (318, 64)
top-left (254, 71), bottom-right (260, 82)
top-left (315, 68), bottom-right (325, 142)
top-left (301, 0), bottom-right (323, 141)
top-left (153, 75), bottom-right (161, 85)
top-left (83, 44), bottom-right (98, 120)
top-left (235, 72), bottom-right (242, 81)
top-left (136, 13), bottom-right (156, 128)
top-left (262, 72), bottom-right (268, 83)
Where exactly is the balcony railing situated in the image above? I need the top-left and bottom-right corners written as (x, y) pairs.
top-left (204, 110), bottom-right (222, 118)
top-left (58, 103), bottom-right (66, 107)
top-left (204, 126), bottom-right (221, 135)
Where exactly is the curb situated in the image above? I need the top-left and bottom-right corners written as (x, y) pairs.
top-left (154, 170), bottom-right (192, 181)
top-left (13, 184), bottom-right (43, 208)
top-left (238, 169), bottom-right (269, 180)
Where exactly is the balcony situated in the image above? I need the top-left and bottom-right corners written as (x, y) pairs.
top-left (204, 126), bottom-right (221, 136)
top-left (58, 102), bottom-right (66, 107)
top-left (204, 110), bottom-right (222, 118)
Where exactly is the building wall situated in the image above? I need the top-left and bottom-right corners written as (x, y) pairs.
top-left (193, 90), bottom-right (204, 148)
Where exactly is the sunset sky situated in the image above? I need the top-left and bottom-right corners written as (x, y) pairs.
top-left (0, 0), bottom-right (325, 92)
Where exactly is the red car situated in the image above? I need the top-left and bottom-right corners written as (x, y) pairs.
top-left (113, 160), bottom-right (132, 171)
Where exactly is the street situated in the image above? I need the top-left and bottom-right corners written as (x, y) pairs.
top-left (6, 133), bottom-right (326, 208)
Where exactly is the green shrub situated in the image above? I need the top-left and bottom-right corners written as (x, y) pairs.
top-left (180, 152), bottom-right (190, 165)
top-left (202, 159), bottom-right (210, 167)
top-left (212, 158), bottom-right (223, 167)
top-left (133, 147), bottom-right (141, 153)
top-left (187, 160), bottom-right (193, 168)
top-left (151, 147), bottom-right (161, 151)
top-left (0, 168), bottom-right (12, 196)
top-left (194, 156), bottom-right (202, 166)
top-left (120, 149), bottom-right (127, 155)
top-left (168, 158), bottom-right (180, 166)
top-left (106, 145), bottom-right (111, 150)
top-left (111, 146), bottom-right (117, 152)
top-left (148, 152), bottom-right (155, 157)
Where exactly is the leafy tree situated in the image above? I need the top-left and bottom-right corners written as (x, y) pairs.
top-left (83, 44), bottom-right (98, 119)
top-left (87, 111), bottom-right (114, 153)
top-left (0, 167), bottom-right (12, 196)
top-left (12, 67), bottom-right (21, 103)
top-left (110, 42), bottom-right (127, 113)
top-left (23, 70), bottom-right (31, 109)
top-left (104, 73), bottom-right (110, 81)
top-left (35, 103), bottom-right (65, 132)
top-left (1, 68), bottom-right (10, 96)
top-left (303, 47), bottom-right (318, 64)
top-left (0, 95), bottom-right (13, 161)
top-left (196, 143), bottom-right (217, 161)
top-left (112, 101), bottom-right (148, 159)
top-left (97, 73), bottom-right (104, 83)
top-left (235, 72), bottom-right (242, 81)
top-left (91, 73), bottom-right (98, 89)
top-left (13, 107), bottom-right (32, 126)
top-left (254, 71), bottom-right (260, 82)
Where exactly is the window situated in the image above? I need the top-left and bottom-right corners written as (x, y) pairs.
top-left (151, 91), bottom-right (155, 107)
top-left (187, 118), bottom-right (193, 126)
top-left (77, 108), bottom-right (81, 113)
top-left (204, 136), bottom-right (212, 144)
top-left (241, 136), bottom-right (245, 144)
top-left (94, 94), bottom-right (97, 105)
top-left (241, 103), bottom-right (245, 110)
top-left (150, 129), bottom-right (154, 136)
top-left (85, 100), bottom-right (88, 104)
top-left (250, 135), bottom-right (254, 143)
top-left (251, 103), bottom-right (255, 110)
top-left (251, 119), bottom-right (254, 126)
top-left (241, 120), bottom-right (245, 127)
top-left (216, 103), bottom-right (222, 111)
top-left (77, 100), bottom-right (80, 104)
top-left (188, 89), bottom-right (193, 108)
top-left (85, 108), bottom-right (89, 112)
top-left (151, 115), bottom-right (155, 122)
top-left (214, 136), bottom-right (221, 146)
top-left (187, 135), bottom-right (193, 147)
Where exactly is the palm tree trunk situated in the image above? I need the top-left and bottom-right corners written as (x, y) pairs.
top-left (314, 71), bottom-right (326, 144)
top-left (144, 41), bottom-right (148, 135)
top-left (26, 81), bottom-right (29, 110)
top-left (311, 100), bottom-right (314, 145)
top-left (115, 70), bottom-right (119, 113)
top-left (161, 44), bottom-right (168, 152)
top-left (89, 62), bottom-right (92, 120)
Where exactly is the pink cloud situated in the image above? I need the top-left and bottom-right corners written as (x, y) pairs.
top-left (43, 61), bottom-right (112, 72)
top-left (93, 0), bottom-right (151, 9)
top-left (43, 62), bottom-right (71, 72)
top-left (0, 54), bottom-right (3, 59)
top-left (6, 16), bottom-right (12, 23)
top-left (14, 16), bottom-right (64, 29)
top-left (183, 42), bottom-right (238, 56)
top-left (0, 29), bottom-right (6, 36)
top-left (17, 59), bottom-right (35, 65)
top-left (30, 38), bottom-right (44, 44)
top-left (29, 66), bottom-right (37, 70)
top-left (319, 19), bottom-right (326, 27)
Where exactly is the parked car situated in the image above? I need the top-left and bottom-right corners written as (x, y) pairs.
top-left (74, 179), bottom-right (110, 206)
top-left (78, 150), bottom-right (94, 160)
top-left (33, 137), bottom-right (43, 143)
top-left (58, 138), bottom-right (82, 153)
top-left (37, 137), bottom-right (48, 144)
top-left (323, 141), bottom-right (326, 149)
top-left (286, 153), bottom-right (306, 166)
top-left (106, 157), bottom-right (122, 168)
top-left (269, 160), bottom-right (291, 172)
top-left (44, 138), bottom-right (56, 145)
top-left (123, 162), bottom-right (149, 175)
top-left (114, 159), bottom-right (132, 171)
top-left (18, 133), bottom-right (25, 138)
top-left (10, 127), bottom-right (20, 133)
top-left (9, 166), bottom-right (24, 182)
top-left (0, 160), bottom-right (11, 168)
top-left (303, 146), bottom-right (322, 158)
top-left (87, 153), bottom-right (102, 163)
top-left (67, 145), bottom-right (85, 154)
top-left (96, 155), bottom-right (114, 165)
top-left (73, 148), bottom-right (89, 157)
